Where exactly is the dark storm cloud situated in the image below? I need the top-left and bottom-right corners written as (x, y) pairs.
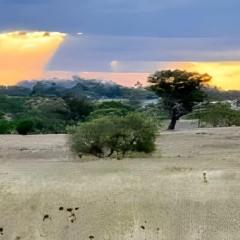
top-left (48, 36), bottom-right (240, 72)
top-left (1, 0), bottom-right (240, 72)
top-left (1, 0), bottom-right (240, 37)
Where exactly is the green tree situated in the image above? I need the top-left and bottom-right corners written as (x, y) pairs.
top-left (64, 97), bottom-right (94, 121)
top-left (148, 70), bottom-right (211, 130)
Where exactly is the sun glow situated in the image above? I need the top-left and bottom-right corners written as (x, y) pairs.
top-left (0, 31), bottom-right (66, 85)
top-left (173, 62), bottom-right (240, 90)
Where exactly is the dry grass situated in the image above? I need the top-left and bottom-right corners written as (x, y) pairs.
top-left (0, 125), bottom-right (240, 239)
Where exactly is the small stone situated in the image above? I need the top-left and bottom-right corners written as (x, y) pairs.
top-left (43, 215), bottom-right (50, 221)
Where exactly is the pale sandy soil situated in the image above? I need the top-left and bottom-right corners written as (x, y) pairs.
top-left (0, 124), bottom-right (240, 239)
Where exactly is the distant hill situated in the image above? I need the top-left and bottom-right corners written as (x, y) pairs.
top-left (0, 77), bottom-right (157, 100)
top-left (2, 77), bottom-right (239, 101)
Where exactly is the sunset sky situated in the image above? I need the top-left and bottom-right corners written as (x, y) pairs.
top-left (1, 0), bottom-right (240, 89)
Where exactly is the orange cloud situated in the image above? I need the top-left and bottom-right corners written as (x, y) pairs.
top-left (177, 62), bottom-right (240, 90)
top-left (0, 31), bottom-right (66, 85)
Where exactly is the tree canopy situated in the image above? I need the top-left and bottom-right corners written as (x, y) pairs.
top-left (148, 69), bottom-right (211, 129)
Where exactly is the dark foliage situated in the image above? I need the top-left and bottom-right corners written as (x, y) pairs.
top-left (64, 97), bottom-right (94, 121)
top-left (16, 119), bottom-right (34, 135)
top-left (190, 103), bottom-right (240, 127)
top-left (148, 70), bottom-right (211, 129)
top-left (0, 120), bottom-right (14, 134)
top-left (15, 77), bottom-right (157, 100)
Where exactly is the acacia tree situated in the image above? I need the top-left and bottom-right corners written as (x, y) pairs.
top-left (148, 70), bottom-right (211, 130)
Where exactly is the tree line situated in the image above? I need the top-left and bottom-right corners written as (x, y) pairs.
top-left (1, 69), bottom-right (240, 159)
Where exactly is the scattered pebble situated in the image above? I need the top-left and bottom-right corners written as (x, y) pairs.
top-left (43, 215), bottom-right (50, 221)
top-left (203, 172), bottom-right (208, 184)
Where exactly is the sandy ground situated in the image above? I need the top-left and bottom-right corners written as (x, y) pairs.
top-left (0, 124), bottom-right (240, 239)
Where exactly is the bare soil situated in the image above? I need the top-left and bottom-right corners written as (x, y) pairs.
top-left (0, 125), bottom-right (240, 239)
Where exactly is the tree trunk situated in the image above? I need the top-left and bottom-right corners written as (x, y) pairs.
top-left (168, 116), bottom-right (177, 130)
top-left (168, 103), bottom-right (184, 130)
top-left (107, 149), bottom-right (114, 157)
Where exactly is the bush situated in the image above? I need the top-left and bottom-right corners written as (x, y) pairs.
top-left (0, 120), bottom-right (14, 134)
top-left (64, 97), bottom-right (94, 121)
top-left (0, 111), bottom-right (4, 119)
top-left (190, 103), bottom-right (240, 127)
top-left (87, 108), bottom-right (130, 120)
top-left (87, 101), bottom-right (134, 120)
top-left (16, 119), bottom-right (34, 135)
top-left (69, 113), bottom-right (158, 159)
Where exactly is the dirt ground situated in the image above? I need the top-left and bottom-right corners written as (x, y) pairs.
top-left (0, 124), bottom-right (240, 239)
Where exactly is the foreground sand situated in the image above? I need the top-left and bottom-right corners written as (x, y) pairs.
top-left (0, 126), bottom-right (240, 239)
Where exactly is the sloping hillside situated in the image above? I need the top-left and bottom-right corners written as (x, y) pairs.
top-left (0, 77), bottom-right (156, 100)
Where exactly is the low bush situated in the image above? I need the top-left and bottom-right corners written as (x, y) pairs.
top-left (69, 113), bottom-right (158, 159)
top-left (0, 120), bottom-right (14, 134)
top-left (16, 119), bottom-right (34, 135)
top-left (87, 101), bottom-right (135, 120)
top-left (190, 103), bottom-right (240, 127)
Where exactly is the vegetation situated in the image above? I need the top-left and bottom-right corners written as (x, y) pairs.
top-left (204, 87), bottom-right (240, 101)
top-left (87, 101), bottom-right (135, 120)
top-left (0, 120), bottom-right (14, 134)
top-left (0, 92), bottom-right (159, 135)
top-left (148, 70), bottom-right (211, 130)
top-left (16, 119), bottom-right (34, 135)
top-left (190, 103), bottom-right (240, 127)
top-left (69, 113), bottom-right (158, 159)
top-left (0, 78), bottom-right (158, 136)
top-left (1, 70), bottom-right (239, 141)
top-left (64, 97), bottom-right (94, 121)
top-left (0, 95), bottom-right (27, 117)
top-left (0, 78), bottom-right (156, 100)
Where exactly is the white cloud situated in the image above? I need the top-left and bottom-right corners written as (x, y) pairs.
top-left (110, 60), bottom-right (121, 72)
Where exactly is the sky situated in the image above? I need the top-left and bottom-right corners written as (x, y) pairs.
top-left (1, 0), bottom-right (240, 89)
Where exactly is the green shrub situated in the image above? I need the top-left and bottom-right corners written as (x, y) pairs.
top-left (0, 120), bottom-right (14, 134)
top-left (119, 113), bottom-right (157, 153)
top-left (69, 113), bottom-right (158, 159)
top-left (190, 103), bottom-right (240, 127)
top-left (87, 101), bottom-right (135, 120)
top-left (16, 119), bottom-right (34, 135)
top-left (39, 119), bottom-right (67, 134)
top-left (87, 108), bottom-right (130, 120)
top-left (64, 97), bottom-right (94, 121)
top-left (0, 111), bottom-right (4, 119)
